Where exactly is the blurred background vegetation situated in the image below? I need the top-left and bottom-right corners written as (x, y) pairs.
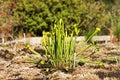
top-left (0, 0), bottom-right (120, 38)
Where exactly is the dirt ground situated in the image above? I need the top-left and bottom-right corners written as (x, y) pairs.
top-left (0, 42), bottom-right (120, 80)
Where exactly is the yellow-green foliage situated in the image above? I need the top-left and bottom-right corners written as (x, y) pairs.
top-left (42, 19), bottom-right (76, 69)
top-left (41, 19), bottom-right (100, 70)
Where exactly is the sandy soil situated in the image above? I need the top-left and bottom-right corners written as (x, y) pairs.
top-left (0, 42), bottom-right (120, 80)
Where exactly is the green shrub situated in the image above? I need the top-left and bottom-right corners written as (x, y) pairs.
top-left (111, 12), bottom-right (120, 41)
top-left (108, 0), bottom-right (120, 41)
top-left (103, 0), bottom-right (120, 37)
top-left (13, 0), bottom-right (110, 36)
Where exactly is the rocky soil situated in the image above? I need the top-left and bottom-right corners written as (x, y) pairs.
top-left (0, 42), bottom-right (120, 80)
